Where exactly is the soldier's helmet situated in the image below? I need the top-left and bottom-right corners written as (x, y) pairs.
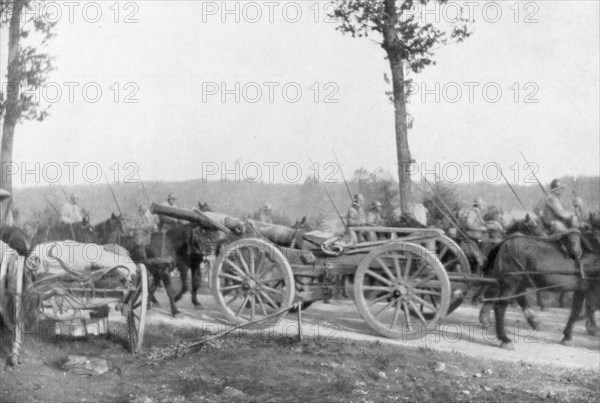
top-left (550, 179), bottom-right (566, 192)
top-left (354, 194), bottom-right (365, 203)
top-left (0, 188), bottom-right (10, 200)
top-left (472, 197), bottom-right (485, 207)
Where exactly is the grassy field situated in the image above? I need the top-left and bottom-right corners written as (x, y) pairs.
top-left (1, 322), bottom-right (599, 402)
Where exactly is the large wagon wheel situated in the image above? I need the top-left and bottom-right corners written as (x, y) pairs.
top-left (0, 249), bottom-right (24, 365)
top-left (212, 239), bottom-right (295, 324)
top-left (126, 264), bottom-right (148, 353)
top-left (417, 235), bottom-right (470, 316)
top-left (354, 242), bottom-right (450, 339)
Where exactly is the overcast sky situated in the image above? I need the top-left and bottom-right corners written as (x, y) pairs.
top-left (3, 0), bottom-right (599, 188)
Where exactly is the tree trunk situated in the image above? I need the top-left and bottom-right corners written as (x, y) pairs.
top-left (1, 0), bottom-right (24, 224)
top-left (382, 0), bottom-right (412, 213)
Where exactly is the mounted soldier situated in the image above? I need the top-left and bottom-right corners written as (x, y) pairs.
top-left (257, 203), bottom-right (273, 224)
top-left (365, 201), bottom-right (383, 242)
top-left (458, 197), bottom-right (500, 274)
top-left (538, 179), bottom-right (584, 277)
top-left (347, 194), bottom-right (367, 242)
top-left (60, 194), bottom-right (87, 240)
top-left (347, 194), bottom-right (366, 226)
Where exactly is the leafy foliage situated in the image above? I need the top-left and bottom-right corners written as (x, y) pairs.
top-left (333, 0), bottom-right (471, 76)
top-left (0, 0), bottom-right (56, 123)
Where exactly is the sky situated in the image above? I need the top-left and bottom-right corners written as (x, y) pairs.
top-left (1, 0), bottom-right (599, 188)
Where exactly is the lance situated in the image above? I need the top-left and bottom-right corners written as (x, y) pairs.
top-left (103, 173), bottom-right (123, 216)
top-left (422, 177), bottom-right (461, 225)
top-left (413, 183), bottom-right (472, 241)
top-left (332, 150), bottom-right (354, 203)
top-left (58, 183), bottom-right (70, 201)
top-left (499, 168), bottom-right (535, 223)
top-left (520, 151), bottom-right (548, 197)
top-left (309, 157), bottom-right (347, 229)
top-left (37, 188), bottom-right (60, 216)
top-left (138, 174), bottom-right (151, 204)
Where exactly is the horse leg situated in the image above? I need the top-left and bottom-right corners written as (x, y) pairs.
top-left (517, 294), bottom-right (538, 330)
top-left (558, 291), bottom-right (567, 309)
top-left (147, 268), bottom-right (160, 307)
top-left (190, 255), bottom-right (202, 308)
top-left (561, 290), bottom-right (585, 346)
top-left (175, 263), bottom-right (189, 303)
top-left (478, 286), bottom-right (494, 327)
top-left (585, 296), bottom-right (599, 336)
top-left (494, 300), bottom-right (513, 349)
top-left (536, 291), bottom-right (545, 311)
top-left (161, 265), bottom-right (181, 316)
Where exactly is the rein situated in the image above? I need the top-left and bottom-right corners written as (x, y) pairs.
top-left (480, 280), bottom-right (581, 302)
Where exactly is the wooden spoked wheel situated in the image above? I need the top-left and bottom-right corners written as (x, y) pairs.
top-left (354, 242), bottom-right (450, 339)
top-left (126, 264), bottom-right (148, 354)
top-left (416, 235), bottom-right (470, 316)
top-left (0, 249), bottom-right (24, 365)
top-left (212, 239), bottom-right (295, 324)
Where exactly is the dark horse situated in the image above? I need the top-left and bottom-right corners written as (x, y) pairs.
top-left (120, 202), bottom-right (214, 316)
top-left (486, 226), bottom-right (600, 349)
top-left (31, 211), bottom-right (95, 244)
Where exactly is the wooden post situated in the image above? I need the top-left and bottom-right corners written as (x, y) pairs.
top-left (297, 302), bottom-right (302, 342)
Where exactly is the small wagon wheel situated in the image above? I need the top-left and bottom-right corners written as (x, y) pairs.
top-left (126, 264), bottom-right (148, 354)
top-left (417, 235), bottom-right (470, 316)
top-left (212, 238), bottom-right (295, 324)
top-left (0, 250), bottom-right (24, 365)
top-left (354, 242), bottom-right (450, 339)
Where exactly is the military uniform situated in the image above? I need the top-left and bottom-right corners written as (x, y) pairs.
top-left (365, 201), bottom-right (383, 242)
top-left (540, 179), bottom-right (584, 277)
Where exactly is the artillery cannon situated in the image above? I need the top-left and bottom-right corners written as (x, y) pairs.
top-left (149, 202), bottom-right (304, 249)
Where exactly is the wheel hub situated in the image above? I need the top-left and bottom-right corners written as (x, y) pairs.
top-left (393, 285), bottom-right (409, 299)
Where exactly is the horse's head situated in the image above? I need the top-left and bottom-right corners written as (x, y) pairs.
top-left (505, 217), bottom-right (543, 236)
top-left (197, 202), bottom-right (212, 212)
top-left (291, 216), bottom-right (312, 231)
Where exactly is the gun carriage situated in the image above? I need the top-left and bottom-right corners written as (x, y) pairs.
top-left (151, 203), bottom-right (479, 339)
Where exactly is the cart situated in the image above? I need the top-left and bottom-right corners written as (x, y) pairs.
top-left (0, 241), bottom-right (148, 365)
top-left (210, 224), bottom-right (475, 339)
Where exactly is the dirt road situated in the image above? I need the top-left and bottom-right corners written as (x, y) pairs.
top-left (149, 292), bottom-right (600, 371)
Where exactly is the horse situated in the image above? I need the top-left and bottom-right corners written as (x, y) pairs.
top-left (31, 210), bottom-right (95, 245)
top-left (120, 203), bottom-right (213, 316)
top-left (93, 212), bottom-right (127, 245)
top-left (485, 225), bottom-right (600, 349)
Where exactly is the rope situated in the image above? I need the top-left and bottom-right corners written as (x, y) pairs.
top-left (480, 280), bottom-right (580, 302)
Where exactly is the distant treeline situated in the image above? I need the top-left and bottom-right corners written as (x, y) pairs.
top-left (10, 173), bottom-right (599, 226)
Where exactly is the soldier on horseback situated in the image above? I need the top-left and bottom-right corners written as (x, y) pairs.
top-left (458, 197), bottom-right (499, 274)
top-left (538, 179), bottom-right (585, 278)
top-left (60, 194), bottom-right (86, 240)
top-left (365, 201), bottom-right (383, 242)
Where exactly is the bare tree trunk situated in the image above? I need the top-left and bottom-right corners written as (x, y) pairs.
top-left (1, 0), bottom-right (24, 223)
top-left (382, 0), bottom-right (412, 213)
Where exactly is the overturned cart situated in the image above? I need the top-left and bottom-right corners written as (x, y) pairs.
top-left (152, 204), bottom-right (472, 339)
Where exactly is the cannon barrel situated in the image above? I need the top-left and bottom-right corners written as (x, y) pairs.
top-left (149, 203), bottom-right (244, 233)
